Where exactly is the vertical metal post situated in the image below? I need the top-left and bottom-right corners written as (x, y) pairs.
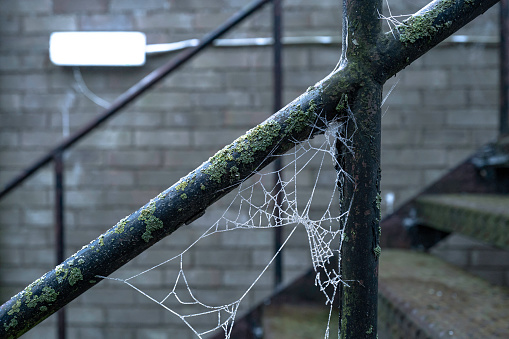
top-left (337, 84), bottom-right (381, 338)
top-left (273, 0), bottom-right (284, 290)
top-left (500, 0), bottom-right (509, 137)
top-left (336, 1), bottom-right (382, 337)
top-left (54, 152), bottom-right (66, 339)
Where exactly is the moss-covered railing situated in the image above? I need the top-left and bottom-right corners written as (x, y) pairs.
top-left (0, 0), bottom-right (500, 338)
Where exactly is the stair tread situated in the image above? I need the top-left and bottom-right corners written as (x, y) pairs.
top-left (416, 194), bottom-right (509, 249)
top-left (379, 249), bottom-right (509, 338)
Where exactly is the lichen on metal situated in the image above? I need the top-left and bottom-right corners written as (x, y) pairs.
top-left (68, 267), bottom-right (83, 286)
top-left (397, 0), bottom-right (455, 45)
top-left (138, 200), bottom-right (164, 242)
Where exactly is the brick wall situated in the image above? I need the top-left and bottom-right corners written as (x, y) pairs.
top-left (0, 0), bottom-right (500, 338)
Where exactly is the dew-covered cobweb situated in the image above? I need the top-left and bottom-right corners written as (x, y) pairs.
top-left (99, 102), bottom-right (357, 338)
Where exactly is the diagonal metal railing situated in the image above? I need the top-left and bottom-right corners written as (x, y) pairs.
top-left (0, 0), bottom-right (273, 337)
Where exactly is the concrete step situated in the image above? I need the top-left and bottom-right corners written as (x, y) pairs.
top-left (378, 249), bottom-right (509, 339)
top-left (415, 194), bottom-right (509, 250)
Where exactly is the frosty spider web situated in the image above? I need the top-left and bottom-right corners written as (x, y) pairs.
top-left (99, 88), bottom-right (357, 339)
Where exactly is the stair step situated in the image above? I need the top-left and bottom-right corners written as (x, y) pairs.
top-left (415, 194), bottom-right (509, 249)
top-left (378, 249), bottom-right (509, 338)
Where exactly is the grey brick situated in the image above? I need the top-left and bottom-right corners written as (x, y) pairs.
top-left (381, 148), bottom-right (447, 167)
top-left (283, 47), bottom-right (310, 68)
top-left (24, 209), bottom-right (53, 226)
top-left (382, 129), bottom-right (421, 146)
top-left (80, 130), bottom-right (132, 148)
top-left (0, 16), bottom-right (20, 33)
top-left (66, 150), bottom-right (105, 167)
top-left (0, 94), bottom-right (21, 110)
top-left (66, 189), bottom-right (105, 207)
top-left (15, 325), bottom-right (55, 339)
top-left (192, 129), bottom-right (244, 149)
top-left (193, 12), bottom-right (235, 30)
top-left (422, 89), bottom-right (468, 107)
top-left (221, 229), bottom-right (272, 247)
top-left (134, 92), bottom-right (192, 110)
top-left (22, 248), bottom-right (54, 266)
top-left (79, 14), bottom-right (134, 30)
top-left (194, 249), bottom-right (250, 267)
top-left (164, 110), bottom-right (223, 128)
top-left (136, 328), bottom-right (174, 339)
top-left (283, 248), bottom-right (312, 268)
top-left (22, 93), bottom-right (70, 110)
top-left (284, 70), bottom-right (327, 89)
top-left (76, 327), bottom-right (105, 339)
top-left (195, 91), bottom-right (250, 108)
top-left (69, 170), bottom-right (135, 187)
top-left (21, 131), bottom-right (62, 147)
top-left (111, 0), bottom-right (168, 11)
top-left (382, 91), bottom-right (421, 107)
top-left (446, 109), bottom-right (498, 127)
top-left (135, 12), bottom-right (193, 30)
top-left (136, 169), bottom-right (180, 187)
top-left (164, 150), bottom-right (213, 168)
top-left (469, 89), bottom-right (499, 106)
top-left (381, 170), bottom-right (421, 187)
top-left (109, 111), bottom-right (163, 127)
top-left (162, 71), bottom-right (223, 90)
top-left (450, 69), bottom-right (498, 87)
top-left (0, 36), bottom-right (49, 52)
top-left (68, 306), bottom-right (106, 325)
top-left (54, 0), bottom-right (109, 13)
top-left (107, 307), bottom-right (162, 325)
top-left (181, 268), bottom-right (222, 287)
top-left (75, 208), bottom-right (132, 227)
top-left (403, 111), bottom-right (446, 126)
top-left (0, 54), bottom-right (20, 71)
top-left (0, 131), bottom-right (18, 146)
top-left (191, 49), bottom-right (271, 69)
top-left (223, 109), bottom-right (267, 128)
top-left (24, 15), bottom-right (77, 32)
top-left (423, 169), bottom-right (446, 184)
top-left (21, 54), bottom-right (47, 70)
top-left (472, 128), bottom-right (498, 145)
top-left (134, 130), bottom-right (191, 147)
top-left (106, 150), bottom-right (162, 167)
top-left (223, 269), bottom-right (272, 287)
top-left (1, 0), bottom-right (52, 14)
top-left (1, 267), bottom-right (48, 285)
top-left (310, 10), bottom-right (342, 29)
top-left (0, 74), bottom-right (45, 91)
top-left (421, 129), bottom-right (469, 146)
top-left (104, 189), bottom-right (159, 206)
top-left (80, 287), bottom-right (137, 305)
top-left (403, 69), bottom-right (449, 89)
top-left (1, 189), bottom-right (50, 208)
top-left (446, 148), bottom-right (473, 166)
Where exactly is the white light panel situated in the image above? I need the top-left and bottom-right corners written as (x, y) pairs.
top-left (50, 32), bottom-right (146, 66)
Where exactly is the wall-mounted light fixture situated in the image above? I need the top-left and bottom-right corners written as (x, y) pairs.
top-left (49, 32), bottom-right (147, 66)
